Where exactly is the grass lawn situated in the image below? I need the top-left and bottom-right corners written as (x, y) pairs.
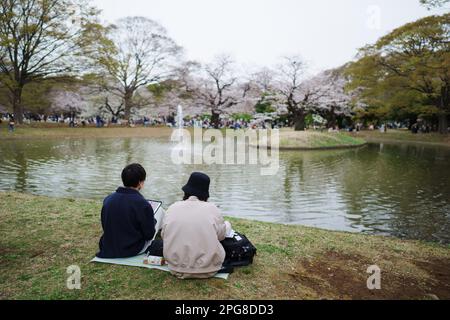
top-left (1, 124), bottom-right (367, 150)
top-left (0, 123), bottom-right (173, 140)
top-left (2, 124), bottom-right (448, 148)
top-left (0, 192), bottom-right (449, 300)
top-left (278, 130), bottom-right (366, 149)
top-left (354, 130), bottom-right (450, 147)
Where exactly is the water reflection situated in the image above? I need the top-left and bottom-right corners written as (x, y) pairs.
top-left (0, 138), bottom-right (449, 243)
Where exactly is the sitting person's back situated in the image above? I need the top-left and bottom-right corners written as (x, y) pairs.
top-left (97, 164), bottom-right (156, 259)
top-left (162, 172), bottom-right (229, 279)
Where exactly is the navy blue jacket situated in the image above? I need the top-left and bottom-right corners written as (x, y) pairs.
top-left (97, 187), bottom-right (156, 258)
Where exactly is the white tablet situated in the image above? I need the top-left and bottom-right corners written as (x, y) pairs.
top-left (148, 200), bottom-right (162, 214)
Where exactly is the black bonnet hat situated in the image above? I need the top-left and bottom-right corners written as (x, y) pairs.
top-left (182, 172), bottom-right (210, 199)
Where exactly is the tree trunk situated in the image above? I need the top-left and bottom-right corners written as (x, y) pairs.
top-left (327, 111), bottom-right (337, 129)
top-left (211, 111), bottom-right (220, 129)
top-left (124, 90), bottom-right (133, 121)
top-left (12, 86), bottom-right (24, 124)
top-left (438, 113), bottom-right (448, 134)
top-left (294, 112), bottom-right (306, 131)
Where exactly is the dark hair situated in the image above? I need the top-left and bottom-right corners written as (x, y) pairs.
top-left (183, 192), bottom-right (208, 202)
top-left (121, 164), bottom-right (146, 188)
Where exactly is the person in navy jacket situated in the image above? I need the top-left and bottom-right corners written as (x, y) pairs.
top-left (97, 164), bottom-right (157, 258)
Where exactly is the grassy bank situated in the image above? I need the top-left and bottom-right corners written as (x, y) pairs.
top-left (2, 124), bottom-right (449, 149)
top-left (0, 124), bottom-right (173, 140)
top-left (1, 125), bottom-right (367, 150)
top-left (0, 192), bottom-right (449, 300)
top-left (278, 130), bottom-right (366, 150)
top-left (354, 130), bottom-right (450, 147)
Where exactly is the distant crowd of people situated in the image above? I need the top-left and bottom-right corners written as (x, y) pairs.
top-left (0, 113), bottom-right (16, 132)
top-left (411, 123), bottom-right (433, 134)
top-left (1, 112), bottom-right (284, 130)
top-left (1, 112), bottom-right (445, 134)
top-left (172, 116), bottom-right (279, 130)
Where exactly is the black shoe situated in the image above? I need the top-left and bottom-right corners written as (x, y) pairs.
top-left (218, 265), bottom-right (234, 274)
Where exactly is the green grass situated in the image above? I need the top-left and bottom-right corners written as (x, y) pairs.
top-left (1, 192), bottom-right (449, 300)
top-left (0, 123), bottom-right (173, 140)
top-left (1, 124), bottom-right (367, 151)
top-left (1, 124), bottom-right (448, 148)
top-left (278, 130), bottom-right (366, 149)
top-left (308, 132), bottom-right (366, 148)
top-left (355, 130), bottom-right (450, 147)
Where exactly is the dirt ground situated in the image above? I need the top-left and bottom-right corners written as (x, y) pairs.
top-left (285, 251), bottom-right (450, 300)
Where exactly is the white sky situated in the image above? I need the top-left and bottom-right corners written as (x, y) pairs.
top-left (91, 0), bottom-right (440, 73)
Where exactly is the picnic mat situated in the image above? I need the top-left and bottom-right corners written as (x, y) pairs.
top-left (91, 255), bottom-right (230, 280)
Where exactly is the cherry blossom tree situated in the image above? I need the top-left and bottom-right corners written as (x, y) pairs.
top-left (420, 0), bottom-right (449, 9)
top-left (275, 56), bottom-right (323, 131)
top-left (87, 16), bottom-right (182, 120)
top-left (308, 68), bottom-right (356, 128)
top-left (247, 67), bottom-right (278, 114)
top-left (49, 86), bottom-right (91, 117)
top-left (194, 55), bottom-right (240, 127)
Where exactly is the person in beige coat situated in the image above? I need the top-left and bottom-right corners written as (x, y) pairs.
top-left (162, 172), bottom-right (232, 279)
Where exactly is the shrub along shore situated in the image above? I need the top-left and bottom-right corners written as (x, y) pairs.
top-left (0, 192), bottom-right (449, 300)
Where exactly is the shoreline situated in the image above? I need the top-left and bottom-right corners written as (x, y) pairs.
top-left (2, 125), bottom-right (448, 149)
top-left (254, 143), bottom-right (368, 151)
top-left (0, 125), bottom-right (174, 141)
top-left (360, 137), bottom-right (450, 149)
top-left (352, 130), bottom-right (450, 148)
top-left (1, 125), bottom-right (368, 151)
top-left (1, 192), bottom-right (449, 300)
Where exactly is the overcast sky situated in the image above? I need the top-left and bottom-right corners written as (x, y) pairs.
top-left (92, 0), bottom-right (439, 73)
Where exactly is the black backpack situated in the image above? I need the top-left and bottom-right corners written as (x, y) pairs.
top-left (147, 233), bottom-right (257, 271)
top-left (221, 233), bottom-right (257, 268)
top-left (146, 239), bottom-right (164, 257)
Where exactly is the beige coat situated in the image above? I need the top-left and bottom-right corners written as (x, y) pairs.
top-left (162, 196), bottom-right (227, 274)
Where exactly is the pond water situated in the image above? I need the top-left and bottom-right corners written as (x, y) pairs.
top-left (1, 137), bottom-right (449, 244)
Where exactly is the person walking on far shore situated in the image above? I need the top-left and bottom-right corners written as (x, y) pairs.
top-left (8, 116), bottom-right (15, 133)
